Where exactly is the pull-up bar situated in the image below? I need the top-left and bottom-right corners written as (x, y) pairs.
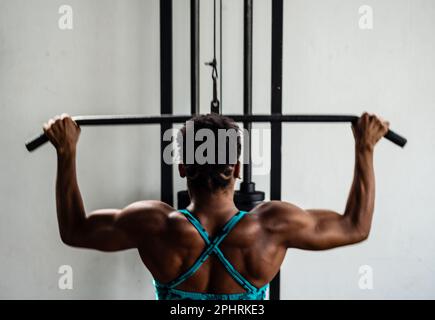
top-left (25, 114), bottom-right (407, 152)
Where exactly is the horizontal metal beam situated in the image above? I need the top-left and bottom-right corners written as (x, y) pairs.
top-left (25, 114), bottom-right (407, 151)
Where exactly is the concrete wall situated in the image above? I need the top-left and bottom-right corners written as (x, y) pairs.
top-left (0, 0), bottom-right (434, 299)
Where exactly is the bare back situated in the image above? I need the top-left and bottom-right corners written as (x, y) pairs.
top-left (137, 204), bottom-right (286, 294)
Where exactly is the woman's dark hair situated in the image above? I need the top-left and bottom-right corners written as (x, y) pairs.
top-left (177, 113), bottom-right (241, 192)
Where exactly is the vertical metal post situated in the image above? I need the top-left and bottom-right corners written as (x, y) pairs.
top-left (270, 0), bottom-right (283, 300)
top-left (177, 0), bottom-right (200, 209)
top-left (219, 0), bottom-right (223, 109)
top-left (236, 0), bottom-right (264, 213)
top-left (241, 0), bottom-right (254, 192)
top-left (191, 0), bottom-right (200, 115)
top-left (160, 0), bottom-right (174, 206)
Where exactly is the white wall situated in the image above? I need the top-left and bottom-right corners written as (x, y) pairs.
top-left (280, 0), bottom-right (435, 299)
top-left (0, 0), bottom-right (161, 299)
top-left (1, 0), bottom-right (434, 299)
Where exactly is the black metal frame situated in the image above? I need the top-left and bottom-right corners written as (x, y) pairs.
top-left (270, 0), bottom-right (284, 300)
top-left (160, 0), bottom-right (174, 206)
top-left (242, 0), bottom-right (254, 191)
top-left (191, 0), bottom-right (200, 115)
top-left (24, 0), bottom-right (408, 301)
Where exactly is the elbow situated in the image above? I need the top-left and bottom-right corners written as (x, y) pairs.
top-left (60, 233), bottom-right (73, 246)
top-left (358, 230), bottom-right (370, 242)
top-left (343, 219), bottom-right (370, 243)
top-left (353, 227), bottom-right (370, 243)
top-left (343, 217), bottom-right (371, 243)
top-left (60, 232), bottom-right (79, 247)
top-left (59, 220), bottom-right (87, 247)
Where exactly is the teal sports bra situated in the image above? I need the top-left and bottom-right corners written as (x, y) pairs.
top-left (153, 209), bottom-right (269, 300)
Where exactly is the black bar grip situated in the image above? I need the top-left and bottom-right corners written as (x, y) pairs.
top-left (385, 129), bottom-right (407, 148)
top-left (25, 133), bottom-right (48, 152)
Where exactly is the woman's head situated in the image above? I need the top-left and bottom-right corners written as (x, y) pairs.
top-left (177, 114), bottom-right (241, 193)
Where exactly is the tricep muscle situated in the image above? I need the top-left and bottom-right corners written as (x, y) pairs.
top-left (263, 202), bottom-right (366, 250)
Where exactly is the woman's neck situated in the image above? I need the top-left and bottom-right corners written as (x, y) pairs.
top-left (187, 188), bottom-right (238, 217)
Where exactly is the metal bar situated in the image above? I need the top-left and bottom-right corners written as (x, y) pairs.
top-left (160, 0), bottom-right (174, 206)
top-left (32, 114), bottom-right (360, 124)
top-left (25, 114), bottom-right (407, 151)
top-left (191, 0), bottom-right (200, 115)
top-left (242, 0), bottom-right (254, 189)
top-left (270, 0), bottom-right (284, 301)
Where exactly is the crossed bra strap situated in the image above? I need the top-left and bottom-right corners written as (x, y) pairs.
top-left (157, 209), bottom-right (258, 293)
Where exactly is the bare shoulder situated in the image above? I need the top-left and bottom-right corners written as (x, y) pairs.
top-left (122, 200), bottom-right (174, 214)
top-left (249, 201), bottom-right (308, 233)
top-left (250, 200), bottom-right (303, 219)
top-left (116, 200), bottom-right (175, 234)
